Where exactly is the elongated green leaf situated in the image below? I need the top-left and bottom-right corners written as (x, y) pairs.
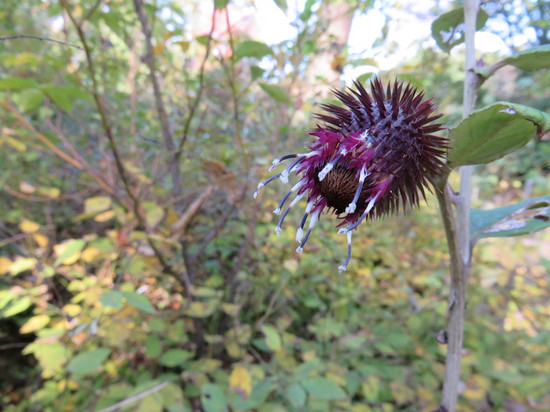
top-left (99, 291), bottom-right (124, 309)
top-left (1, 296), bottom-right (31, 318)
top-left (67, 348), bottom-right (111, 376)
top-left (258, 82), bottom-right (291, 105)
top-left (12, 88), bottom-right (44, 112)
top-left (471, 196), bottom-right (550, 242)
top-left (121, 291), bottom-right (156, 314)
top-left (234, 40), bottom-right (273, 59)
top-left (0, 77), bottom-right (38, 89)
top-left (448, 102), bottom-right (550, 167)
top-left (42, 85), bottom-right (92, 112)
top-left (302, 377), bottom-right (347, 401)
top-left (503, 44), bottom-right (550, 71)
top-left (54, 239), bottom-right (86, 266)
top-left (159, 349), bottom-right (193, 367)
top-left (431, 8), bottom-right (488, 53)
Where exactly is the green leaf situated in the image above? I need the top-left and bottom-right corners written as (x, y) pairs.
top-left (12, 88), bottom-right (45, 112)
top-left (214, 0), bottom-right (230, 10)
top-left (99, 291), bottom-right (124, 309)
top-left (229, 378), bottom-right (273, 410)
top-left (503, 44), bottom-right (550, 71)
top-left (273, 0), bottom-right (287, 12)
top-left (431, 8), bottom-right (488, 53)
top-left (234, 41), bottom-right (273, 59)
top-left (1, 296), bottom-right (31, 317)
top-left (67, 348), bottom-right (111, 376)
top-left (250, 65), bottom-right (265, 81)
top-left (448, 102), bottom-right (550, 167)
top-left (285, 383), bottom-right (306, 408)
top-left (0, 77), bottom-right (38, 90)
top-left (9, 257), bottom-right (37, 275)
top-left (143, 201), bottom-right (164, 227)
top-left (54, 239), bottom-right (86, 266)
top-left (302, 377), bottom-right (347, 401)
top-left (470, 196), bottom-right (550, 242)
top-left (145, 335), bottom-right (162, 359)
top-left (121, 291), bottom-right (156, 314)
top-left (160, 349), bottom-right (193, 367)
top-left (261, 325), bottom-right (282, 351)
top-left (201, 384), bottom-right (228, 412)
top-left (23, 341), bottom-right (70, 378)
top-left (258, 82), bottom-right (291, 105)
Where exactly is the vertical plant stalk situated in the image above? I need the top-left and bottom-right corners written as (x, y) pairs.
top-left (438, 0), bottom-right (479, 410)
top-left (133, 0), bottom-right (184, 212)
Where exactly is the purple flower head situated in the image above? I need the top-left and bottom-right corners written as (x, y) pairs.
top-left (254, 78), bottom-right (448, 272)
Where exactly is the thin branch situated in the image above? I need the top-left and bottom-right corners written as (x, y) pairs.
top-left (0, 35), bottom-right (82, 50)
top-left (1, 100), bottom-right (83, 169)
top-left (176, 7), bottom-right (216, 156)
top-left (96, 381), bottom-right (169, 412)
top-left (60, 0), bottom-right (193, 299)
top-left (132, 0), bottom-right (184, 211)
top-left (221, 7), bottom-right (249, 172)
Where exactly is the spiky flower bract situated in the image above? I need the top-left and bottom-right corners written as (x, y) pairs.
top-left (254, 77), bottom-right (448, 272)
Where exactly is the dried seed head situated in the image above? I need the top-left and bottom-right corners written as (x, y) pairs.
top-left (255, 77), bottom-right (448, 271)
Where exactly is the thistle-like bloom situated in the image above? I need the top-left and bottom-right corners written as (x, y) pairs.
top-left (254, 78), bottom-right (447, 272)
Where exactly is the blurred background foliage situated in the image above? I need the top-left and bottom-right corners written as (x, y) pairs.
top-left (0, 0), bottom-right (549, 411)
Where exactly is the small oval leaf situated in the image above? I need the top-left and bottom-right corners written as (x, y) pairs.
top-left (67, 348), bottom-right (111, 376)
top-left (234, 40), bottom-right (273, 59)
top-left (302, 377), bottom-right (347, 401)
top-left (258, 82), bottom-right (291, 105)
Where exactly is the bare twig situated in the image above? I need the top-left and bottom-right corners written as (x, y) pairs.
top-left (170, 185), bottom-right (216, 240)
top-left (0, 34), bottom-right (82, 50)
top-left (1, 100), bottom-right (83, 169)
top-left (132, 0), bottom-right (184, 211)
top-left (221, 8), bottom-right (249, 172)
top-left (96, 381), bottom-right (170, 412)
top-left (60, 0), bottom-right (193, 299)
top-left (176, 7), bottom-right (216, 156)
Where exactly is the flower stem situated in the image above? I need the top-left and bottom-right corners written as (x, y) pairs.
top-left (437, 0), bottom-right (479, 410)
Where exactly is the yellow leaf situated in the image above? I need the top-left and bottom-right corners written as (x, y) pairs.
top-left (153, 43), bottom-right (165, 56)
top-left (33, 233), bottom-right (49, 248)
top-left (229, 365), bottom-right (252, 398)
top-left (222, 303), bottom-right (240, 317)
top-left (63, 304), bottom-right (82, 317)
top-left (36, 186), bottom-right (60, 198)
top-left (94, 210), bottom-right (115, 222)
top-left (20, 314), bottom-right (50, 333)
top-left (4, 136), bottom-right (26, 152)
top-left (0, 256), bottom-right (11, 275)
top-left (85, 196), bottom-right (112, 214)
top-left (390, 381), bottom-right (415, 404)
top-left (80, 247), bottom-right (100, 263)
top-left (20, 219), bottom-right (40, 233)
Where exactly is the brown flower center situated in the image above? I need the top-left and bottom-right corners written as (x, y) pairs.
top-left (315, 165), bottom-right (366, 214)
